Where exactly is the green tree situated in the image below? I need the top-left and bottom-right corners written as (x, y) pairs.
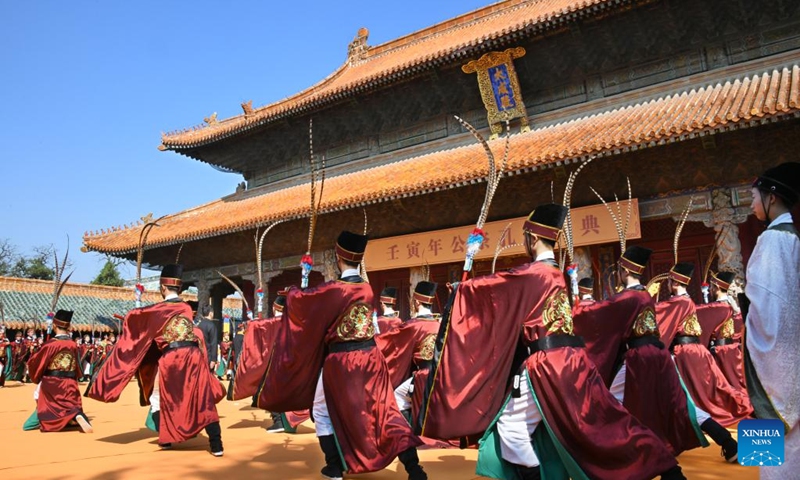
top-left (91, 259), bottom-right (124, 287)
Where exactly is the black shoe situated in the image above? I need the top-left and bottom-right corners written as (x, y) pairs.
top-left (74, 412), bottom-right (93, 433)
top-left (320, 464), bottom-right (343, 480)
top-left (205, 422), bottom-right (223, 457)
top-left (660, 465), bottom-right (686, 480)
top-left (701, 418), bottom-right (737, 463)
top-left (721, 438), bottom-right (738, 463)
top-left (515, 465), bottom-right (541, 480)
top-left (398, 447), bottom-right (427, 480)
top-left (266, 414), bottom-right (285, 434)
top-left (158, 443), bottom-right (172, 450)
top-left (209, 440), bottom-right (224, 457)
top-left (319, 435), bottom-right (344, 480)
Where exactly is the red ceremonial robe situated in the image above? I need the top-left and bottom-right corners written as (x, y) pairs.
top-left (9, 340), bottom-right (28, 381)
top-left (376, 315), bottom-right (439, 420)
top-left (27, 335), bottom-right (84, 432)
top-left (376, 314), bottom-right (403, 335)
top-left (422, 261), bottom-right (677, 479)
top-left (87, 300), bottom-right (224, 444)
top-left (257, 278), bottom-right (421, 474)
top-left (572, 291), bottom-right (634, 387)
top-left (219, 340), bottom-right (232, 358)
top-left (0, 338), bottom-right (10, 387)
top-left (231, 316), bottom-right (281, 400)
top-left (576, 287), bottom-right (705, 455)
top-left (657, 295), bottom-right (752, 427)
top-left (232, 316), bottom-right (310, 428)
top-left (696, 302), bottom-right (729, 348)
top-left (713, 312), bottom-right (747, 392)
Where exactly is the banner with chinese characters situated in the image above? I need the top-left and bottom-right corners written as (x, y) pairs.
top-left (364, 199), bottom-right (640, 271)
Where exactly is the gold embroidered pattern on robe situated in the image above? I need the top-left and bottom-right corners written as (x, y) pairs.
top-left (163, 315), bottom-right (198, 343)
top-left (336, 302), bottom-right (375, 342)
top-left (47, 351), bottom-right (77, 371)
top-left (418, 334), bottom-right (436, 361)
top-left (719, 317), bottom-right (735, 339)
top-left (632, 307), bottom-right (659, 337)
top-left (543, 290), bottom-right (574, 335)
top-left (682, 313), bottom-right (702, 336)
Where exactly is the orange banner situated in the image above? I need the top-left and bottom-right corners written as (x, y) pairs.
top-left (364, 199), bottom-right (640, 271)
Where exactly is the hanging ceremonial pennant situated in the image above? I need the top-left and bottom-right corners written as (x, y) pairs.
top-left (463, 47), bottom-right (530, 139)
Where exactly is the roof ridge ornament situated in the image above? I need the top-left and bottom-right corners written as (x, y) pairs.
top-left (347, 27), bottom-right (370, 66)
top-left (241, 100), bottom-right (254, 117)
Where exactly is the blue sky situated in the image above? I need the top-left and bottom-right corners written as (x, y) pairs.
top-left (0, 1), bottom-right (490, 282)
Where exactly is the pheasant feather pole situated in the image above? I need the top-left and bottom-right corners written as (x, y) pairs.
top-left (301, 118), bottom-right (326, 288)
top-left (135, 215), bottom-right (167, 308)
top-left (456, 116), bottom-right (510, 281)
top-left (255, 220), bottom-right (285, 315)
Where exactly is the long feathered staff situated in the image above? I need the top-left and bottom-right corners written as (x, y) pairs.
top-left (700, 223), bottom-right (727, 303)
top-left (589, 177), bottom-right (633, 292)
top-left (561, 158), bottom-right (595, 268)
top-left (491, 222), bottom-right (521, 274)
top-left (673, 198), bottom-right (695, 265)
top-left (217, 271), bottom-right (252, 321)
top-left (560, 158), bottom-right (594, 304)
top-left (46, 240), bottom-right (73, 338)
top-left (455, 117), bottom-right (510, 281)
top-left (135, 215), bottom-right (167, 308)
top-left (360, 208), bottom-right (370, 283)
top-left (646, 198), bottom-right (694, 300)
top-left (301, 118), bottom-right (326, 288)
top-left (174, 243), bottom-right (185, 264)
top-left (254, 220), bottom-right (285, 316)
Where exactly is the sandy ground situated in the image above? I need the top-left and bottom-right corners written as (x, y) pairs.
top-left (0, 381), bottom-right (756, 479)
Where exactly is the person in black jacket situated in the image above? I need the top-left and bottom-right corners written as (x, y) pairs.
top-left (195, 304), bottom-right (220, 372)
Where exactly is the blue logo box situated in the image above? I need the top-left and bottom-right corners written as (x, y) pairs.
top-left (737, 419), bottom-right (784, 467)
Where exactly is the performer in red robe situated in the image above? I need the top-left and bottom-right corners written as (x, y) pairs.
top-left (9, 331), bottom-right (28, 382)
top-left (376, 287), bottom-right (403, 334)
top-left (696, 274), bottom-right (732, 349)
top-left (704, 272), bottom-right (748, 392)
top-left (657, 263), bottom-right (752, 427)
top-left (421, 205), bottom-right (684, 480)
top-left (217, 334), bottom-right (232, 380)
top-left (575, 246), bottom-right (738, 461)
top-left (231, 290), bottom-right (310, 434)
top-left (26, 310), bottom-right (92, 433)
top-left (576, 277), bottom-right (595, 306)
top-left (0, 327), bottom-right (10, 388)
top-left (87, 264), bottom-right (225, 456)
top-left (258, 231), bottom-right (424, 480)
top-left (377, 281), bottom-right (440, 427)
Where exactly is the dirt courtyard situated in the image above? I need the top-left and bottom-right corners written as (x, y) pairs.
top-left (0, 381), bottom-right (757, 479)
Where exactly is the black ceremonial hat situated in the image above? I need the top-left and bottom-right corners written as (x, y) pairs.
top-left (160, 264), bottom-right (184, 287)
top-left (523, 204), bottom-right (568, 242)
top-left (53, 309), bottom-right (73, 329)
top-left (335, 231), bottom-right (368, 263)
top-left (380, 287), bottom-right (397, 305)
top-left (578, 277), bottom-right (594, 296)
top-left (620, 246), bottom-right (652, 275)
top-left (669, 262), bottom-right (694, 285)
top-left (413, 281), bottom-right (438, 304)
top-left (710, 271), bottom-right (736, 291)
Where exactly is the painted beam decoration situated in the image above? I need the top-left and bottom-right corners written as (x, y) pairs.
top-left (365, 200), bottom-right (641, 271)
top-left (463, 47), bottom-right (531, 139)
